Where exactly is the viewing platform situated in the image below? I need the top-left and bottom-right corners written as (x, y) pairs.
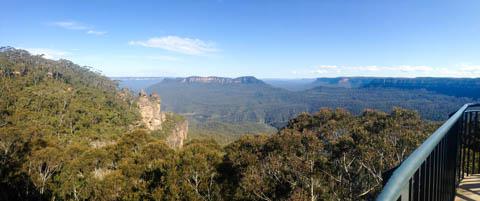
top-left (376, 103), bottom-right (480, 201)
top-left (455, 174), bottom-right (480, 201)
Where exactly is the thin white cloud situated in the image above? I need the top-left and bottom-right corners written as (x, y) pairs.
top-left (347, 65), bottom-right (434, 72)
top-left (460, 64), bottom-right (480, 73)
top-left (51, 21), bottom-right (89, 30)
top-left (434, 65), bottom-right (480, 77)
top-left (402, 65), bottom-right (433, 72)
top-left (317, 65), bottom-right (338, 69)
top-left (23, 48), bottom-right (70, 60)
top-left (86, 30), bottom-right (107, 36)
top-left (129, 36), bottom-right (218, 55)
top-left (145, 55), bottom-right (180, 61)
top-left (352, 66), bottom-right (381, 71)
top-left (50, 21), bottom-right (106, 36)
top-left (308, 65), bottom-right (480, 78)
top-left (312, 65), bottom-right (341, 74)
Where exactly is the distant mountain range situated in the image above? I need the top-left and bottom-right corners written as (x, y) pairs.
top-left (146, 76), bottom-right (306, 128)
top-left (116, 76), bottom-right (477, 133)
top-left (162, 76), bottom-right (264, 85)
top-left (281, 77), bottom-right (480, 99)
top-left (363, 77), bottom-right (480, 99)
top-left (113, 77), bottom-right (166, 92)
top-left (312, 77), bottom-right (377, 88)
top-left (262, 78), bottom-right (316, 91)
top-left (266, 77), bottom-right (480, 99)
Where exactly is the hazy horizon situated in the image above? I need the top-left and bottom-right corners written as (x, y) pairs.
top-left (110, 75), bottom-right (480, 79)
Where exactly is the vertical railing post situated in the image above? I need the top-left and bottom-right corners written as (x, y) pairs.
top-left (400, 185), bottom-right (409, 201)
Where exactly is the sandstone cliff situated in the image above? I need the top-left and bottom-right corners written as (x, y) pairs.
top-left (136, 90), bottom-right (188, 148)
top-left (137, 90), bottom-right (165, 130)
top-left (165, 119), bottom-right (188, 148)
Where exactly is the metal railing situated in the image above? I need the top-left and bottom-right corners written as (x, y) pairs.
top-left (376, 103), bottom-right (480, 201)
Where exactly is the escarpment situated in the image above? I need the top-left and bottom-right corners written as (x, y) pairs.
top-left (137, 90), bottom-right (165, 130)
top-left (137, 89), bottom-right (188, 148)
top-left (166, 119), bottom-right (188, 148)
top-left (161, 76), bottom-right (265, 85)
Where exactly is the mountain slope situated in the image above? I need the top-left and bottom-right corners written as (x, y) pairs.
top-left (310, 77), bottom-right (480, 99)
top-left (363, 77), bottom-right (480, 99)
top-left (0, 47), bottom-right (188, 200)
top-left (0, 47), bottom-right (140, 139)
top-left (303, 86), bottom-right (471, 120)
top-left (113, 77), bottom-right (166, 92)
top-left (0, 47), bottom-right (145, 199)
top-left (146, 75), bottom-right (472, 131)
top-left (262, 78), bottom-right (316, 91)
top-left (147, 76), bottom-right (308, 126)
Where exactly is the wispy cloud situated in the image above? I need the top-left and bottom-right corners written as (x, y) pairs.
top-left (311, 65), bottom-right (434, 75)
top-left (50, 20), bottom-right (107, 36)
top-left (307, 65), bottom-right (480, 78)
top-left (348, 65), bottom-right (434, 72)
top-left (51, 21), bottom-right (89, 30)
top-left (317, 65), bottom-right (338, 69)
top-left (23, 48), bottom-right (70, 60)
top-left (145, 55), bottom-right (180, 61)
top-left (312, 65), bottom-right (341, 74)
top-left (86, 30), bottom-right (107, 36)
top-left (129, 36), bottom-right (218, 55)
top-left (459, 64), bottom-right (480, 74)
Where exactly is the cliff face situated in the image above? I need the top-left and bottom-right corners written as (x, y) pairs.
top-left (137, 90), bottom-right (165, 130)
top-left (162, 76), bottom-right (265, 85)
top-left (137, 90), bottom-right (187, 148)
top-left (166, 119), bottom-right (188, 148)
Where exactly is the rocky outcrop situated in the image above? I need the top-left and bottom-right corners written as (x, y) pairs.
top-left (166, 119), bottom-right (188, 149)
top-left (137, 90), bottom-right (165, 130)
top-left (92, 168), bottom-right (112, 180)
top-left (137, 90), bottom-right (188, 148)
top-left (162, 76), bottom-right (265, 85)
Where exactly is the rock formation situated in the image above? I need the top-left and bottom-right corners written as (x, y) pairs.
top-left (137, 89), bottom-right (188, 148)
top-left (166, 119), bottom-right (188, 148)
top-left (137, 90), bottom-right (165, 130)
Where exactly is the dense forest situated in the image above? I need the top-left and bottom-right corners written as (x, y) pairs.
top-left (1, 47), bottom-right (442, 200)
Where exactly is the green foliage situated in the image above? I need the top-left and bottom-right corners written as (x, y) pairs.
top-left (304, 86), bottom-right (470, 121)
top-left (188, 120), bottom-right (276, 145)
top-left (0, 47), bottom-right (444, 201)
top-left (146, 77), bottom-right (470, 134)
top-left (146, 79), bottom-right (309, 126)
top-left (177, 139), bottom-right (223, 201)
top-left (0, 48), bottom-right (229, 200)
top-left (151, 113), bottom-right (185, 140)
top-left (0, 49), bottom-right (139, 139)
top-left (219, 108), bottom-right (436, 201)
top-left (0, 48), bottom-right (140, 199)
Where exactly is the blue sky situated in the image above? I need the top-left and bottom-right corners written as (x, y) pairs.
top-left (2, 0), bottom-right (480, 78)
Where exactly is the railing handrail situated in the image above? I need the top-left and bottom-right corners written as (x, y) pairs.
top-left (376, 103), bottom-right (475, 201)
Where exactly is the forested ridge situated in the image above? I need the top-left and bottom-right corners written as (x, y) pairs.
top-left (147, 76), bottom-right (470, 133)
top-left (363, 77), bottom-right (480, 99)
top-left (0, 47), bottom-right (441, 200)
